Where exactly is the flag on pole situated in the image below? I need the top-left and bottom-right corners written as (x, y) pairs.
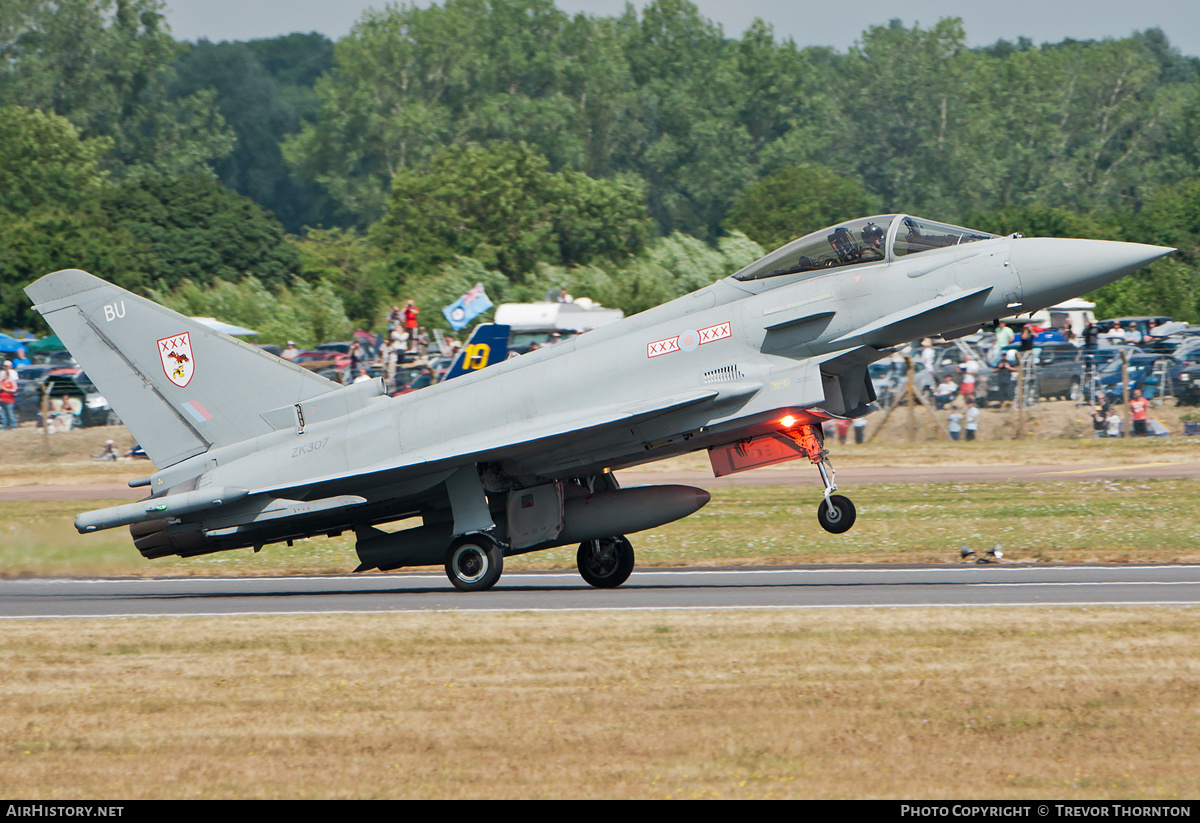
top-left (442, 283), bottom-right (493, 331)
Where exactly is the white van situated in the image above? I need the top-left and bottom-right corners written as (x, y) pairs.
top-left (1002, 298), bottom-right (1095, 337)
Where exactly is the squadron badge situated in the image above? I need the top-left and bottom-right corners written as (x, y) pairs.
top-left (158, 332), bottom-right (195, 388)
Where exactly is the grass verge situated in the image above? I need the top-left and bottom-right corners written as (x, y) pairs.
top-left (5, 477), bottom-right (1200, 577)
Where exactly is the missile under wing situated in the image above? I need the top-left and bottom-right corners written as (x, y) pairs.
top-left (25, 214), bottom-right (1173, 591)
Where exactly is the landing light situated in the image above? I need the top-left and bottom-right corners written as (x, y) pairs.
top-left (779, 415), bottom-right (797, 428)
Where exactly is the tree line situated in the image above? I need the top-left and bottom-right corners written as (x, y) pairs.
top-left (3, 0), bottom-right (1200, 342)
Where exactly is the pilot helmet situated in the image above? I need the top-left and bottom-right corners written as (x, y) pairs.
top-left (861, 222), bottom-right (884, 245)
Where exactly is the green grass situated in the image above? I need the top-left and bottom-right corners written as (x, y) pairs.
top-left (4, 477), bottom-right (1199, 576)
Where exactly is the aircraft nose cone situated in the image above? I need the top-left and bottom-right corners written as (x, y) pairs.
top-left (1012, 238), bottom-right (1175, 307)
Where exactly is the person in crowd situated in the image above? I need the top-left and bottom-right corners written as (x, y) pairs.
top-left (403, 300), bottom-right (420, 352)
top-left (919, 338), bottom-right (936, 372)
top-left (836, 418), bottom-right (850, 445)
top-left (379, 336), bottom-right (400, 392)
top-left (994, 320), bottom-right (1014, 350)
top-left (992, 352), bottom-right (1017, 408)
top-left (934, 375), bottom-right (959, 410)
top-left (964, 398), bottom-right (979, 441)
top-left (0, 368), bottom-right (17, 430)
top-left (282, 341), bottom-right (300, 362)
top-left (959, 357), bottom-right (979, 404)
top-left (1129, 389), bottom-right (1150, 437)
top-left (1105, 408), bottom-right (1123, 438)
top-left (947, 408), bottom-right (962, 441)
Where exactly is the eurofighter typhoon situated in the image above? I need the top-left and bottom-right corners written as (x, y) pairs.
top-left (26, 215), bottom-right (1172, 591)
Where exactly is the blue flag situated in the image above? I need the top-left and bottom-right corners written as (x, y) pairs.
top-left (442, 283), bottom-right (493, 331)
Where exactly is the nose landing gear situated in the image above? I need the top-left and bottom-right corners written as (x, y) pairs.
top-left (782, 423), bottom-right (857, 534)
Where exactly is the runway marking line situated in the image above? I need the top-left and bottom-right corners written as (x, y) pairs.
top-left (3, 601), bottom-right (1198, 620)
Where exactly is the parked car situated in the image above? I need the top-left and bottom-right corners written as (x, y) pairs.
top-left (1095, 354), bottom-right (1183, 406)
top-left (990, 343), bottom-right (1118, 402)
top-left (1173, 363), bottom-right (1200, 405)
top-left (15, 370), bottom-right (118, 427)
top-left (869, 359), bottom-right (936, 407)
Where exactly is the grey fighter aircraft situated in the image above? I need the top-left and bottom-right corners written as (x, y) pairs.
top-left (26, 215), bottom-right (1172, 591)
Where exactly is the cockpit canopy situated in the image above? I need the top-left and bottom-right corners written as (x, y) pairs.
top-left (731, 215), bottom-right (997, 282)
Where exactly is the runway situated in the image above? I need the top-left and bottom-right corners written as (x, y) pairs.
top-left (3, 564), bottom-right (1198, 619)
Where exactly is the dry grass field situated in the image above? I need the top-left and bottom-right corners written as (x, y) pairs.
top-left (1, 608), bottom-right (1197, 800)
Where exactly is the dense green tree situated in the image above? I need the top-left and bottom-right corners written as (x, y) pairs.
top-left (243, 32), bottom-right (334, 123)
top-left (148, 276), bottom-right (351, 347)
top-left (291, 227), bottom-right (388, 328)
top-left (0, 0), bottom-right (234, 179)
top-left (283, 0), bottom-right (639, 225)
top-left (370, 142), bottom-right (651, 288)
top-left (0, 207), bottom-right (151, 329)
top-left (962, 204), bottom-right (1112, 240)
top-left (0, 106), bottom-right (146, 330)
top-left (102, 174), bottom-right (301, 290)
top-left (171, 39), bottom-right (340, 233)
top-left (0, 106), bottom-right (111, 214)
top-left (1091, 181), bottom-right (1200, 322)
top-left (724, 165), bottom-right (879, 250)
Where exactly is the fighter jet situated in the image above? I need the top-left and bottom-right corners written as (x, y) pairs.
top-left (25, 214), bottom-right (1172, 591)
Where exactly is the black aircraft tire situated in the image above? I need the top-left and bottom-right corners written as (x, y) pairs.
top-left (817, 495), bottom-right (857, 534)
top-left (577, 536), bottom-right (635, 589)
top-left (445, 535), bottom-right (504, 592)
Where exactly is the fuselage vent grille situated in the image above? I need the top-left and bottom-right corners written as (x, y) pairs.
top-left (703, 365), bottom-right (745, 384)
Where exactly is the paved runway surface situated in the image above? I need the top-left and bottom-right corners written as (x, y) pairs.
top-left (3, 565), bottom-right (1198, 619)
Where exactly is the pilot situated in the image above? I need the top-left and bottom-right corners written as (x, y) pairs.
top-left (859, 222), bottom-right (885, 261)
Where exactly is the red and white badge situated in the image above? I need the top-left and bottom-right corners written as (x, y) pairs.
top-left (647, 321), bottom-right (731, 358)
top-left (158, 332), bottom-right (195, 388)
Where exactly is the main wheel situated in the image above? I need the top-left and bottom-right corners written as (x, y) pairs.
top-left (445, 534), bottom-right (504, 592)
top-left (577, 536), bottom-right (635, 589)
top-left (817, 495), bottom-right (856, 534)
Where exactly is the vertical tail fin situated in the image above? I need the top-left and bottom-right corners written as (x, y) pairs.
top-left (443, 323), bottom-right (511, 380)
top-left (25, 270), bottom-right (340, 467)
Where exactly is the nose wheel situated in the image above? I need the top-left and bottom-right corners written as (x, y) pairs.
top-left (783, 422), bottom-right (858, 534)
top-left (817, 494), bottom-right (856, 533)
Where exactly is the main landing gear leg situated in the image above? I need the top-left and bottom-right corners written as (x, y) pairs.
top-left (785, 423), bottom-right (856, 534)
